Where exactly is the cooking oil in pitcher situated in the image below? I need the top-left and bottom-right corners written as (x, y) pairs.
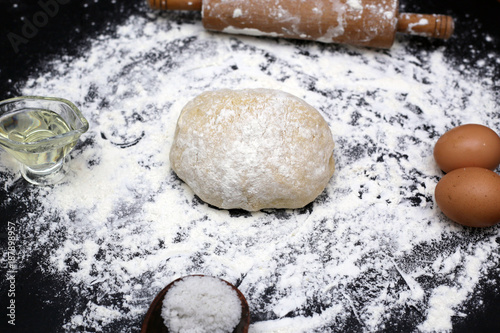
top-left (0, 108), bottom-right (76, 166)
top-left (0, 97), bottom-right (89, 185)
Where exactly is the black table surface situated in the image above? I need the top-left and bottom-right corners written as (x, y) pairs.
top-left (1, 0), bottom-right (499, 332)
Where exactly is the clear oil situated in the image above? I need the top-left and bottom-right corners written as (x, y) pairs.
top-left (0, 109), bottom-right (77, 168)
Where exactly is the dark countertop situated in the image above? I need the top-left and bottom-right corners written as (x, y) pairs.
top-left (1, 1), bottom-right (499, 332)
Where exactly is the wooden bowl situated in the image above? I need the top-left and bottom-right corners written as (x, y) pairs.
top-left (141, 275), bottom-right (250, 333)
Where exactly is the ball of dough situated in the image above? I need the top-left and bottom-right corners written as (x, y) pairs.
top-left (169, 88), bottom-right (335, 211)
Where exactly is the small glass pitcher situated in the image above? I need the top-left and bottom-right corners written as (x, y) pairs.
top-left (0, 96), bottom-right (89, 186)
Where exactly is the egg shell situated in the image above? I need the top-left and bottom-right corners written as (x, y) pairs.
top-left (433, 124), bottom-right (500, 173)
top-left (435, 167), bottom-right (500, 227)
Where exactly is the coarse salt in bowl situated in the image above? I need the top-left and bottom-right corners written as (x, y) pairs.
top-left (162, 275), bottom-right (242, 332)
top-left (141, 275), bottom-right (250, 333)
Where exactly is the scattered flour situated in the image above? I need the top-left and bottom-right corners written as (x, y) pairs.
top-left (346, 0), bottom-right (363, 11)
top-left (0, 8), bottom-right (499, 333)
top-left (233, 8), bottom-right (243, 18)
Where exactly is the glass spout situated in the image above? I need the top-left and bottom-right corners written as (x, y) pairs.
top-left (0, 96), bottom-right (89, 185)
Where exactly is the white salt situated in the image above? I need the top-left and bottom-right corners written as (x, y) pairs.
top-left (162, 276), bottom-right (242, 333)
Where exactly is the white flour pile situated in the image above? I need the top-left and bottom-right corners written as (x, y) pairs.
top-left (0, 9), bottom-right (499, 333)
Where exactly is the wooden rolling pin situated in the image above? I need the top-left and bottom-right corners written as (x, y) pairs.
top-left (147, 0), bottom-right (454, 48)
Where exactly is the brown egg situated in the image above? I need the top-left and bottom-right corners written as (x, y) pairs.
top-left (435, 167), bottom-right (500, 227)
top-left (433, 124), bottom-right (500, 173)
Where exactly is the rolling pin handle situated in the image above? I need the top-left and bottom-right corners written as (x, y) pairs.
top-left (397, 13), bottom-right (454, 39)
top-left (147, 0), bottom-right (202, 11)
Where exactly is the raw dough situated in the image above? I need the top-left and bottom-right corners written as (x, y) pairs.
top-left (169, 89), bottom-right (335, 211)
